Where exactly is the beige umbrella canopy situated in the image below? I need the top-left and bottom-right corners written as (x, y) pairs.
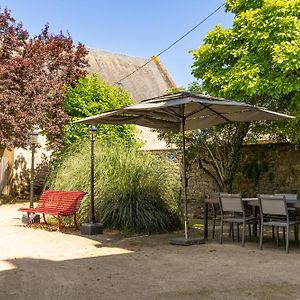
top-left (77, 91), bottom-right (294, 244)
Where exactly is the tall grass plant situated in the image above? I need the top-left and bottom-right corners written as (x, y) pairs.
top-left (48, 140), bottom-right (181, 233)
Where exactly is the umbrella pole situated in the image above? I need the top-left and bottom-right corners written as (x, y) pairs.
top-left (181, 117), bottom-right (189, 240)
top-left (169, 111), bottom-right (204, 245)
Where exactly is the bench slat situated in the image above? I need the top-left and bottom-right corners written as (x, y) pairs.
top-left (19, 190), bottom-right (86, 231)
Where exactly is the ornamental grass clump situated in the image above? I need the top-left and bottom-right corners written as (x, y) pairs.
top-left (49, 140), bottom-right (181, 233)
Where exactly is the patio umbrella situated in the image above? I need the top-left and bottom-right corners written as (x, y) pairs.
top-left (76, 91), bottom-right (294, 245)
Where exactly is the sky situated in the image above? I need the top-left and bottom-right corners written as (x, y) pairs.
top-left (0, 0), bottom-right (234, 88)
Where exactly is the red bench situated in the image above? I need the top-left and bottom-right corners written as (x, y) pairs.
top-left (19, 190), bottom-right (86, 231)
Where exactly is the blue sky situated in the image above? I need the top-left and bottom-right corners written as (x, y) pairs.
top-left (1, 0), bottom-right (234, 87)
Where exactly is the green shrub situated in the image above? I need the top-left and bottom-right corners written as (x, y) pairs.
top-left (48, 140), bottom-right (182, 233)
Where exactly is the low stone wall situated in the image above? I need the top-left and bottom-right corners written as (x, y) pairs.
top-left (188, 143), bottom-right (300, 199)
top-left (10, 143), bottom-right (300, 208)
top-left (234, 143), bottom-right (300, 196)
top-left (148, 143), bottom-right (300, 217)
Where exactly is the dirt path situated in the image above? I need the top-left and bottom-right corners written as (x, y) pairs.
top-left (1, 203), bottom-right (300, 300)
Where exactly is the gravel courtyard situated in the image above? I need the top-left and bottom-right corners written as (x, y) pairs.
top-left (1, 203), bottom-right (300, 300)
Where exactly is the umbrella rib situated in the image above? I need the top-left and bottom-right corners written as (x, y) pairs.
top-left (201, 104), bottom-right (231, 121)
top-left (183, 103), bottom-right (231, 122)
top-left (186, 105), bottom-right (207, 118)
top-left (128, 109), bottom-right (178, 122)
top-left (162, 107), bottom-right (182, 119)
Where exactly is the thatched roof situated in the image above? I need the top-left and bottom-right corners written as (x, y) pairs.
top-left (87, 49), bottom-right (176, 102)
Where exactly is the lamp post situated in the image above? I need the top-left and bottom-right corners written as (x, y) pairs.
top-left (88, 125), bottom-right (97, 223)
top-left (80, 125), bottom-right (103, 235)
top-left (22, 128), bottom-right (40, 224)
top-left (29, 128), bottom-right (38, 209)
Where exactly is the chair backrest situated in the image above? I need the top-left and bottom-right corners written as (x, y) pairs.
top-left (274, 193), bottom-right (298, 202)
top-left (210, 192), bottom-right (220, 201)
top-left (258, 194), bottom-right (288, 216)
top-left (220, 193), bottom-right (243, 213)
top-left (209, 192), bottom-right (221, 211)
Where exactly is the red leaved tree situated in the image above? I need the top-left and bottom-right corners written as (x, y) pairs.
top-left (0, 9), bottom-right (88, 149)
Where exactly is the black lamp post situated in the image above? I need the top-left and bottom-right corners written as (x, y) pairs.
top-left (22, 128), bottom-right (40, 224)
top-left (80, 125), bottom-right (103, 235)
top-left (29, 128), bottom-right (38, 209)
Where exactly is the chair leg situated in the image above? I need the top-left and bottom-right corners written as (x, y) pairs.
top-left (286, 225), bottom-right (289, 254)
top-left (272, 226), bottom-right (275, 239)
top-left (237, 224), bottom-right (240, 242)
top-left (220, 218), bottom-right (224, 244)
top-left (242, 220), bottom-right (245, 247)
top-left (260, 223), bottom-right (263, 250)
top-left (276, 227), bottom-right (279, 248)
top-left (283, 227), bottom-right (286, 243)
top-left (248, 223), bottom-right (252, 238)
top-left (294, 224), bottom-right (297, 242)
top-left (297, 225), bottom-right (300, 248)
top-left (212, 215), bottom-right (216, 239)
top-left (232, 223), bottom-right (235, 241)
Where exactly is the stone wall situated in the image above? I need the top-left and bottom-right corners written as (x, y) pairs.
top-left (233, 143), bottom-right (300, 196)
top-left (148, 142), bottom-right (300, 201)
top-left (188, 143), bottom-right (300, 201)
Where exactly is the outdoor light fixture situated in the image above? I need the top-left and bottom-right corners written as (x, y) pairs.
top-left (80, 125), bottom-right (103, 235)
top-left (29, 128), bottom-right (38, 209)
top-left (22, 127), bottom-right (40, 224)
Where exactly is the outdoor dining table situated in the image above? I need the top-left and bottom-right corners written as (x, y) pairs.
top-left (203, 197), bottom-right (300, 240)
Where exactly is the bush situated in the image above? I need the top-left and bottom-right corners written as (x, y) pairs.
top-left (48, 140), bottom-right (182, 233)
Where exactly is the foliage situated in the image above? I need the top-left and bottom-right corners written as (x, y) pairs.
top-left (170, 0), bottom-right (300, 192)
top-left (62, 74), bottom-right (139, 149)
top-left (158, 117), bottom-right (250, 192)
top-left (48, 141), bottom-right (181, 233)
top-left (191, 0), bottom-right (300, 142)
top-left (0, 8), bottom-right (88, 150)
top-left (242, 160), bottom-right (268, 184)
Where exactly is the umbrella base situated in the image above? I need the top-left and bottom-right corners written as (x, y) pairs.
top-left (80, 222), bottom-right (103, 235)
top-left (169, 236), bottom-right (205, 246)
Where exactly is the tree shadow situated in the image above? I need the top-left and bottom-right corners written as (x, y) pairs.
top-left (13, 154), bottom-right (50, 197)
top-left (0, 252), bottom-right (138, 300)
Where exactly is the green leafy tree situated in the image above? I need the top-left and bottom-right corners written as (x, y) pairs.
top-left (191, 0), bottom-right (300, 140)
top-left (62, 74), bottom-right (139, 149)
top-left (189, 0), bottom-right (300, 192)
top-left (161, 0), bottom-right (300, 193)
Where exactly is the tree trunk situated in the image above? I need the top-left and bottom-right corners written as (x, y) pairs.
top-left (224, 122), bottom-right (250, 193)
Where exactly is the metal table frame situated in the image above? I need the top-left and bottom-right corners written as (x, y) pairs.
top-left (204, 197), bottom-right (300, 240)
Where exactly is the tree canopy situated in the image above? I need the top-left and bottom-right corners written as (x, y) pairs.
top-left (0, 9), bottom-right (88, 149)
top-left (176, 0), bottom-right (300, 192)
top-left (191, 0), bottom-right (300, 142)
top-left (62, 74), bottom-right (139, 148)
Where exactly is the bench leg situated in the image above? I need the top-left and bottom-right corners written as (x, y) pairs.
top-left (27, 212), bottom-right (30, 225)
top-left (57, 215), bottom-right (62, 232)
top-left (74, 213), bottom-right (79, 230)
top-left (43, 214), bottom-right (48, 224)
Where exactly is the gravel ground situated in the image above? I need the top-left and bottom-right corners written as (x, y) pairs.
top-left (1, 203), bottom-right (300, 300)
